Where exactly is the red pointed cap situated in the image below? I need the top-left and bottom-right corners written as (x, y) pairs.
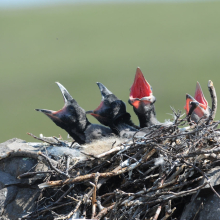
top-left (129, 67), bottom-right (153, 99)
top-left (194, 82), bottom-right (208, 110)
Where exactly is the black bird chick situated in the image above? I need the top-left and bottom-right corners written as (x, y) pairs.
top-left (36, 82), bottom-right (113, 144)
top-left (87, 82), bottom-right (139, 137)
top-left (129, 67), bottom-right (161, 128)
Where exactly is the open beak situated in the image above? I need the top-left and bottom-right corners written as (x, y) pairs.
top-left (96, 82), bottom-right (113, 100)
top-left (194, 81), bottom-right (208, 110)
top-left (129, 67), bottom-right (155, 109)
top-left (35, 82), bottom-right (73, 125)
top-left (87, 82), bottom-right (129, 125)
top-left (86, 82), bottom-right (116, 126)
top-left (184, 94), bottom-right (195, 115)
top-left (184, 82), bottom-right (209, 120)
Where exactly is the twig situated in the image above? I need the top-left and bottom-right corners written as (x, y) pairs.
top-left (193, 202), bottom-right (203, 220)
top-left (18, 171), bottom-right (54, 179)
top-left (161, 207), bottom-right (176, 220)
top-left (91, 173), bottom-right (100, 219)
top-left (65, 156), bottom-right (70, 175)
top-left (152, 205), bottom-right (162, 220)
top-left (27, 132), bottom-right (62, 146)
top-left (208, 80), bottom-right (217, 121)
top-left (94, 204), bottom-right (115, 219)
top-left (55, 184), bottom-right (75, 204)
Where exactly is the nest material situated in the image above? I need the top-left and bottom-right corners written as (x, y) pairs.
top-left (13, 116), bottom-right (220, 219)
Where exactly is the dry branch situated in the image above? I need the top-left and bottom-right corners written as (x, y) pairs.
top-left (208, 80), bottom-right (217, 121)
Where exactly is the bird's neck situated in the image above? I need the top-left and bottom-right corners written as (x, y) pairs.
top-left (113, 122), bottom-right (138, 133)
top-left (135, 105), bottom-right (161, 128)
top-left (68, 119), bottom-right (91, 144)
top-left (110, 116), bottom-right (138, 135)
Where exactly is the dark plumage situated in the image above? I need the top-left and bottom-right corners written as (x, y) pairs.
top-left (36, 82), bottom-right (113, 144)
top-left (87, 82), bottom-right (139, 137)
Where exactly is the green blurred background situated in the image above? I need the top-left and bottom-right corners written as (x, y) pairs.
top-left (0, 1), bottom-right (220, 143)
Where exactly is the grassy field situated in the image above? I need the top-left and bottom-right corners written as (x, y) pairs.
top-left (0, 1), bottom-right (220, 143)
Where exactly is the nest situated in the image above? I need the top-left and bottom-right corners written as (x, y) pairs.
top-left (1, 80), bottom-right (219, 219)
top-left (6, 115), bottom-right (216, 219)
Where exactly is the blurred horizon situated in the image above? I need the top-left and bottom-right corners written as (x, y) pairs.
top-left (1, 1), bottom-right (220, 143)
top-left (0, 0), bottom-right (219, 9)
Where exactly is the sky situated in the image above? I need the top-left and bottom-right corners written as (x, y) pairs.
top-left (0, 0), bottom-right (218, 9)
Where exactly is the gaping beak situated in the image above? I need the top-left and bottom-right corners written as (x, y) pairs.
top-left (194, 81), bottom-right (208, 110)
top-left (187, 101), bottom-right (199, 116)
top-left (86, 82), bottom-right (116, 126)
top-left (96, 82), bottom-right (113, 100)
top-left (35, 108), bottom-right (64, 124)
top-left (129, 67), bottom-right (155, 109)
top-left (184, 94), bottom-right (195, 115)
top-left (35, 82), bottom-right (73, 125)
top-left (87, 82), bottom-right (129, 126)
top-left (184, 82), bottom-right (209, 120)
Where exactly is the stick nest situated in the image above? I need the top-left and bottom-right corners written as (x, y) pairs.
top-left (19, 113), bottom-right (220, 219)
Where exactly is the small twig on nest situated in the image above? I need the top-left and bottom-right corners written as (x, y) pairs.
top-left (152, 205), bottom-right (162, 220)
top-left (18, 171), bottom-right (54, 179)
top-left (65, 156), bottom-right (71, 175)
top-left (208, 80), bottom-right (217, 122)
top-left (27, 132), bottom-right (63, 146)
top-left (94, 204), bottom-right (115, 219)
top-left (55, 184), bottom-right (75, 204)
top-left (161, 206), bottom-right (176, 220)
top-left (91, 173), bottom-right (100, 219)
